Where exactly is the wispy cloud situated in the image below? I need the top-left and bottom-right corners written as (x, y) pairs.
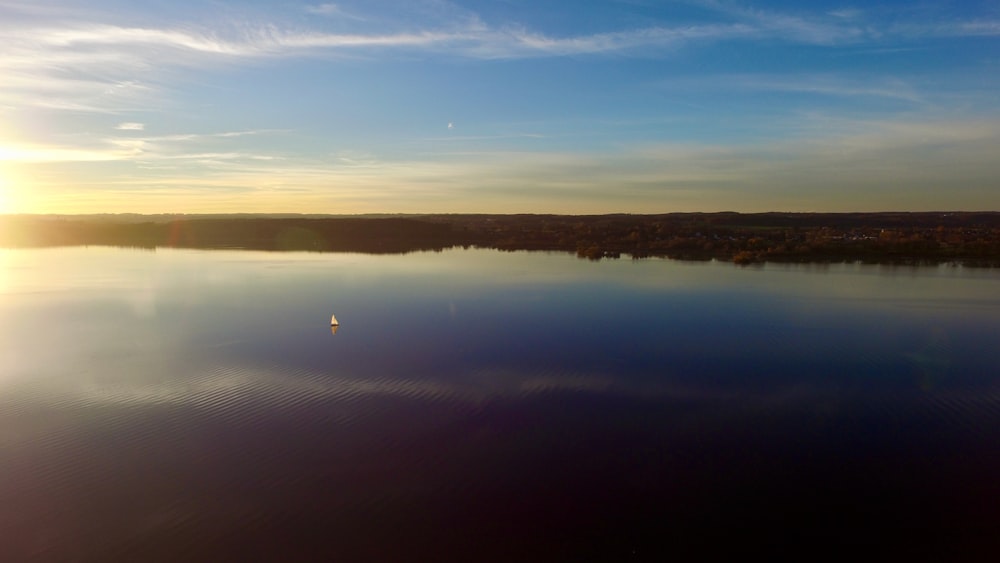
top-left (477, 23), bottom-right (757, 58)
top-left (420, 133), bottom-right (545, 142)
top-left (34, 25), bottom-right (267, 55)
top-left (0, 8), bottom-right (883, 72)
top-left (827, 9), bottom-right (863, 20)
top-left (669, 73), bottom-right (926, 104)
top-left (0, 13), bottom-right (802, 117)
top-left (893, 19), bottom-right (1000, 39)
top-left (3, 2), bottom-right (992, 121)
top-left (1, 3), bottom-right (995, 77)
top-left (305, 3), bottom-right (342, 16)
top-left (96, 129), bottom-right (289, 166)
top-left (304, 3), bottom-right (364, 20)
top-left (135, 130), bottom-right (277, 143)
top-left (0, 143), bottom-right (126, 162)
top-left (0, 128), bottom-right (282, 164)
top-left (692, 0), bottom-right (869, 45)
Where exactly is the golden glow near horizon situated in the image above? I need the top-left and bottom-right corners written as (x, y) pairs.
top-left (0, 138), bottom-right (27, 213)
top-left (0, 153), bottom-right (36, 214)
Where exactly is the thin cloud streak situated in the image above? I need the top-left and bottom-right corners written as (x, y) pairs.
top-left (665, 73), bottom-right (926, 104)
top-left (0, 129), bottom-right (284, 164)
top-left (479, 23), bottom-right (758, 58)
top-left (692, 0), bottom-right (869, 45)
top-left (305, 3), bottom-right (344, 16)
top-left (419, 133), bottom-right (545, 142)
top-left (134, 130), bottom-right (280, 143)
top-left (32, 25), bottom-right (259, 55)
top-left (0, 144), bottom-right (125, 163)
top-left (892, 19), bottom-right (1000, 39)
top-left (2, 21), bottom-right (762, 61)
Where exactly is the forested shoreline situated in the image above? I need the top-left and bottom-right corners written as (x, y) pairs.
top-left (2, 212), bottom-right (999, 266)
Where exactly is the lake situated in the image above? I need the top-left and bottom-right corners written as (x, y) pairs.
top-left (1, 247), bottom-right (998, 561)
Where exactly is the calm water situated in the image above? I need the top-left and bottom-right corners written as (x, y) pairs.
top-left (1, 247), bottom-right (999, 561)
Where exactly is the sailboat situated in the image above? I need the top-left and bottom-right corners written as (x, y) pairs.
top-left (331, 313), bottom-right (339, 326)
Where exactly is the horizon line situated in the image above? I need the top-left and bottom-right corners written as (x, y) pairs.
top-left (4, 210), bottom-right (999, 218)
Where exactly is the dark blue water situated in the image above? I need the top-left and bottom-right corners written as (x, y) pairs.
top-left (1, 248), bottom-right (998, 560)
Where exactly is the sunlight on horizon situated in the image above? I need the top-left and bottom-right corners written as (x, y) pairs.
top-left (0, 154), bottom-right (35, 214)
top-left (0, 162), bottom-right (28, 214)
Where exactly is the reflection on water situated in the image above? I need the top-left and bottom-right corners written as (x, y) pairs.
top-left (1, 247), bottom-right (999, 560)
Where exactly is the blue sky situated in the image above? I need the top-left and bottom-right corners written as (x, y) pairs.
top-left (0, 0), bottom-right (998, 214)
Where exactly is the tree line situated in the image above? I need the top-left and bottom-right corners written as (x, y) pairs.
top-left (2, 212), bottom-right (999, 266)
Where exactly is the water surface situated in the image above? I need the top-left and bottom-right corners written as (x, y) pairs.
top-left (1, 247), bottom-right (998, 560)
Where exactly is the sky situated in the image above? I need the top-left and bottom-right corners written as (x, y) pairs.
top-left (0, 0), bottom-right (998, 214)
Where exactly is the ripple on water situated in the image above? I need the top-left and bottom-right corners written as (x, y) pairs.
top-left (2, 360), bottom-right (1000, 561)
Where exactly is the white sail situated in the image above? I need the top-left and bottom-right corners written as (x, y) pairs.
top-left (330, 314), bottom-right (339, 326)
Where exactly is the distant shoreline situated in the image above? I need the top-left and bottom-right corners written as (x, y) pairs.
top-left (2, 212), bottom-right (999, 266)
